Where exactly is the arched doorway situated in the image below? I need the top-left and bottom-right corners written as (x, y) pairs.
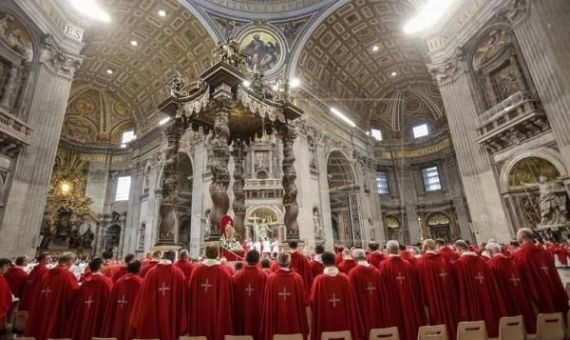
top-left (175, 152), bottom-right (193, 245)
top-left (327, 151), bottom-right (362, 246)
top-left (245, 206), bottom-right (281, 241)
top-left (384, 215), bottom-right (403, 244)
top-left (427, 212), bottom-right (452, 242)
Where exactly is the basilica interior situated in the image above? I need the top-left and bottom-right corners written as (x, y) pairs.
top-left (0, 0), bottom-right (568, 259)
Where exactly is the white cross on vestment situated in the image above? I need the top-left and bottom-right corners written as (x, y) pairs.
top-left (245, 283), bottom-right (255, 297)
top-left (366, 283), bottom-right (376, 293)
top-left (278, 287), bottom-right (291, 301)
top-left (396, 273), bottom-right (406, 284)
top-left (439, 270), bottom-right (448, 279)
top-left (85, 296), bottom-right (95, 307)
top-left (328, 294), bottom-right (341, 308)
top-left (41, 287), bottom-right (52, 296)
top-left (201, 279), bottom-right (213, 293)
top-left (540, 265), bottom-right (549, 274)
top-left (158, 282), bottom-right (170, 296)
top-left (475, 272), bottom-right (485, 284)
top-left (117, 295), bottom-right (128, 308)
top-left (510, 274), bottom-right (521, 287)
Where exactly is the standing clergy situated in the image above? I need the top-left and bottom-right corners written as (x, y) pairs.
top-left (111, 253), bottom-right (135, 283)
top-left (367, 241), bottom-right (386, 268)
top-left (175, 249), bottom-right (195, 284)
top-left (0, 258), bottom-right (13, 331)
top-left (5, 256), bottom-right (29, 298)
top-left (309, 244), bottom-right (325, 279)
top-left (486, 242), bottom-right (536, 333)
top-left (68, 258), bottom-right (114, 340)
top-left (20, 253), bottom-right (51, 311)
top-left (436, 238), bottom-right (459, 265)
top-left (232, 250), bottom-right (267, 339)
top-left (338, 249), bottom-right (357, 274)
top-left (25, 252), bottom-right (80, 340)
top-left (187, 245), bottom-right (234, 340)
top-left (513, 228), bottom-right (568, 315)
top-left (140, 249), bottom-right (162, 278)
top-left (378, 240), bottom-right (426, 340)
top-left (130, 250), bottom-right (187, 340)
top-left (415, 239), bottom-right (459, 339)
top-left (348, 249), bottom-right (384, 337)
top-left (288, 241), bottom-right (313, 294)
top-left (261, 253), bottom-right (309, 340)
top-left (103, 260), bottom-right (144, 340)
top-left (453, 240), bottom-right (506, 338)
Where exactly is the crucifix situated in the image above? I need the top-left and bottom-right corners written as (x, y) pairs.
top-left (41, 287), bottom-right (52, 297)
top-left (540, 265), bottom-right (549, 274)
top-left (117, 295), bottom-right (128, 308)
top-left (85, 296), bottom-right (95, 308)
top-left (278, 287), bottom-right (291, 302)
top-left (396, 273), bottom-right (406, 284)
top-left (158, 282), bottom-right (171, 296)
top-left (439, 270), bottom-right (448, 280)
top-left (245, 283), bottom-right (255, 297)
top-left (328, 294), bottom-right (341, 308)
top-left (474, 272), bottom-right (485, 284)
top-left (366, 283), bottom-right (376, 293)
top-left (201, 279), bottom-right (213, 293)
top-left (509, 274), bottom-right (521, 287)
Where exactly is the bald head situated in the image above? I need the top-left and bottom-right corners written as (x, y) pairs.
top-left (422, 239), bottom-right (436, 253)
top-left (485, 242), bottom-right (501, 255)
top-left (386, 240), bottom-right (400, 255)
top-left (517, 228), bottom-right (534, 244)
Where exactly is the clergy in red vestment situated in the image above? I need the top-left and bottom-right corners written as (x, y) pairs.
top-left (309, 245), bottom-right (325, 278)
top-left (5, 256), bottom-right (29, 299)
top-left (261, 252), bottom-right (309, 340)
top-left (334, 244), bottom-right (345, 265)
top-left (0, 259), bottom-right (13, 332)
top-left (415, 239), bottom-right (459, 339)
top-left (130, 250), bottom-right (187, 340)
top-left (140, 249), bottom-right (162, 278)
top-left (102, 260), bottom-right (144, 340)
top-left (68, 258), bottom-right (114, 340)
top-left (261, 258), bottom-right (272, 275)
top-left (348, 249), bottom-right (384, 336)
top-left (232, 250), bottom-right (267, 339)
top-left (453, 240), bottom-right (507, 338)
top-left (378, 240), bottom-right (426, 340)
top-left (112, 253), bottom-right (135, 283)
top-left (367, 241), bottom-right (387, 268)
top-left (486, 242), bottom-right (536, 333)
top-left (25, 253), bottom-right (79, 340)
top-left (513, 228), bottom-right (569, 315)
top-left (338, 249), bottom-right (357, 274)
top-left (187, 245), bottom-right (234, 340)
top-left (311, 251), bottom-right (364, 340)
top-left (288, 241), bottom-right (313, 293)
top-left (20, 254), bottom-right (51, 311)
top-left (175, 250), bottom-right (194, 284)
top-left (436, 239), bottom-right (459, 264)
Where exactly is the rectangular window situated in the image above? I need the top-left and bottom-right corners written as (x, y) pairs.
top-left (422, 166), bottom-right (442, 192)
top-left (121, 130), bottom-right (136, 144)
top-left (115, 176), bottom-right (131, 201)
top-left (376, 171), bottom-right (389, 194)
top-left (370, 129), bottom-right (383, 141)
top-left (413, 123), bottom-right (429, 138)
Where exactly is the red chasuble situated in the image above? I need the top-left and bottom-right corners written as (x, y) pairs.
top-left (20, 263), bottom-right (48, 311)
top-left (187, 261), bottom-right (234, 340)
top-left (378, 256), bottom-right (426, 340)
top-left (310, 270), bottom-right (364, 340)
top-left (335, 251), bottom-right (344, 265)
top-left (453, 253), bottom-right (507, 338)
top-left (111, 265), bottom-right (128, 283)
top-left (5, 266), bottom-right (28, 298)
top-left (0, 275), bottom-right (12, 326)
top-left (290, 251), bottom-right (313, 293)
top-left (130, 263), bottom-right (187, 340)
top-left (438, 247), bottom-right (459, 264)
top-left (513, 243), bottom-right (569, 315)
top-left (261, 269), bottom-right (309, 340)
top-left (102, 273), bottom-right (144, 340)
top-left (338, 259), bottom-right (357, 274)
top-left (348, 264), bottom-right (384, 335)
top-left (174, 259), bottom-right (195, 284)
top-left (367, 251), bottom-right (387, 268)
top-left (488, 253), bottom-right (536, 333)
top-left (309, 258), bottom-right (324, 279)
top-left (68, 274), bottom-right (113, 340)
top-left (25, 265), bottom-right (79, 340)
top-left (415, 252), bottom-right (459, 339)
top-left (140, 259), bottom-right (159, 278)
top-left (232, 265), bottom-right (267, 339)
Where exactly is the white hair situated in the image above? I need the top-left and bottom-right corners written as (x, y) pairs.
top-left (353, 249), bottom-right (366, 261)
top-left (485, 242), bottom-right (501, 255)
top-left (386, 240), bottom-right (400, 255)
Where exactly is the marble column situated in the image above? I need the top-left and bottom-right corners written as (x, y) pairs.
top-left (0, 37), bottom-right (81, 257)
top-left (281, 128), bottom-right (300, 241)
top-left (431, 58), bottom-right (512, 243)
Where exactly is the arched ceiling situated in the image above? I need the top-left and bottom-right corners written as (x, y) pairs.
top-left (296, 0), bottom-right (444, 135)
top-left (72, 0), bottom-right (216, 134)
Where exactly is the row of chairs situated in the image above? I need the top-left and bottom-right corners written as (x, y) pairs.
top-left (12, 313), bottom-right (568, 340)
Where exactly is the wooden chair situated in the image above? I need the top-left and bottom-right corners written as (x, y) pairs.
top-left (321, 330), bottom-right (352, 340)
top-left (456, 321), bottom-right (488, 340)
top-left (417, 324), bottom-right (448, 340)
top-left (224, 336), bottom-right (254, 340)
top-left (498, 315), bottom-right (526, 340)
top-left (535, 313), bottom-right (565, 340)
top-left (369, 327), bottom-right (400, 340)
top-left (274, 334), bottom-right (304, 340)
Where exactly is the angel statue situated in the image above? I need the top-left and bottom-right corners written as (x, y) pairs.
top-left (214, 38), bottom-right (244, 67)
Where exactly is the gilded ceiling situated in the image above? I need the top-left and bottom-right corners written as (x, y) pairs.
top-left (296, 0), bottom-right (444, 133)
top-left (72, 0), bottom-right (216, 134)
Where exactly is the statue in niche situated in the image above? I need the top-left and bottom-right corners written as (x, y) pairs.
top-left (143, 167), bottom-right (151, 193)
top-left (313, 208), bottom-right (324, 240)
top-left (80, 226), bottom-right (94, 249)
top-left (138, 223), bottom-right (145, 250)
top-left (536, 176), bottom-right (568, 226)
top-left (202, 210), bottom-right (211, 239)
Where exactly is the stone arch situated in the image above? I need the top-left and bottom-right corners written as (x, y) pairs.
top-left (245, 205), bottom-right (283, 241)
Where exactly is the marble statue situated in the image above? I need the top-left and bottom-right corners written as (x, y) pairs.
top-left (257, 219), bottom-right (270, 240)
top-left (313, 208), bottom-right (324, 240)
top-left (202, 211), bottom-right (211, 239)
top-left (537, 176), bottom-right (568, 226)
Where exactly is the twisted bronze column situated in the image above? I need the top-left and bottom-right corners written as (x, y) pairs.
top-left (232, 140), bottom-right (247, 239)
top-left (281, 128), bottom-right (299, 240)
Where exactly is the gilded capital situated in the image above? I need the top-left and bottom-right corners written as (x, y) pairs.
top-left (39, 34), bottom-right (83, 79)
